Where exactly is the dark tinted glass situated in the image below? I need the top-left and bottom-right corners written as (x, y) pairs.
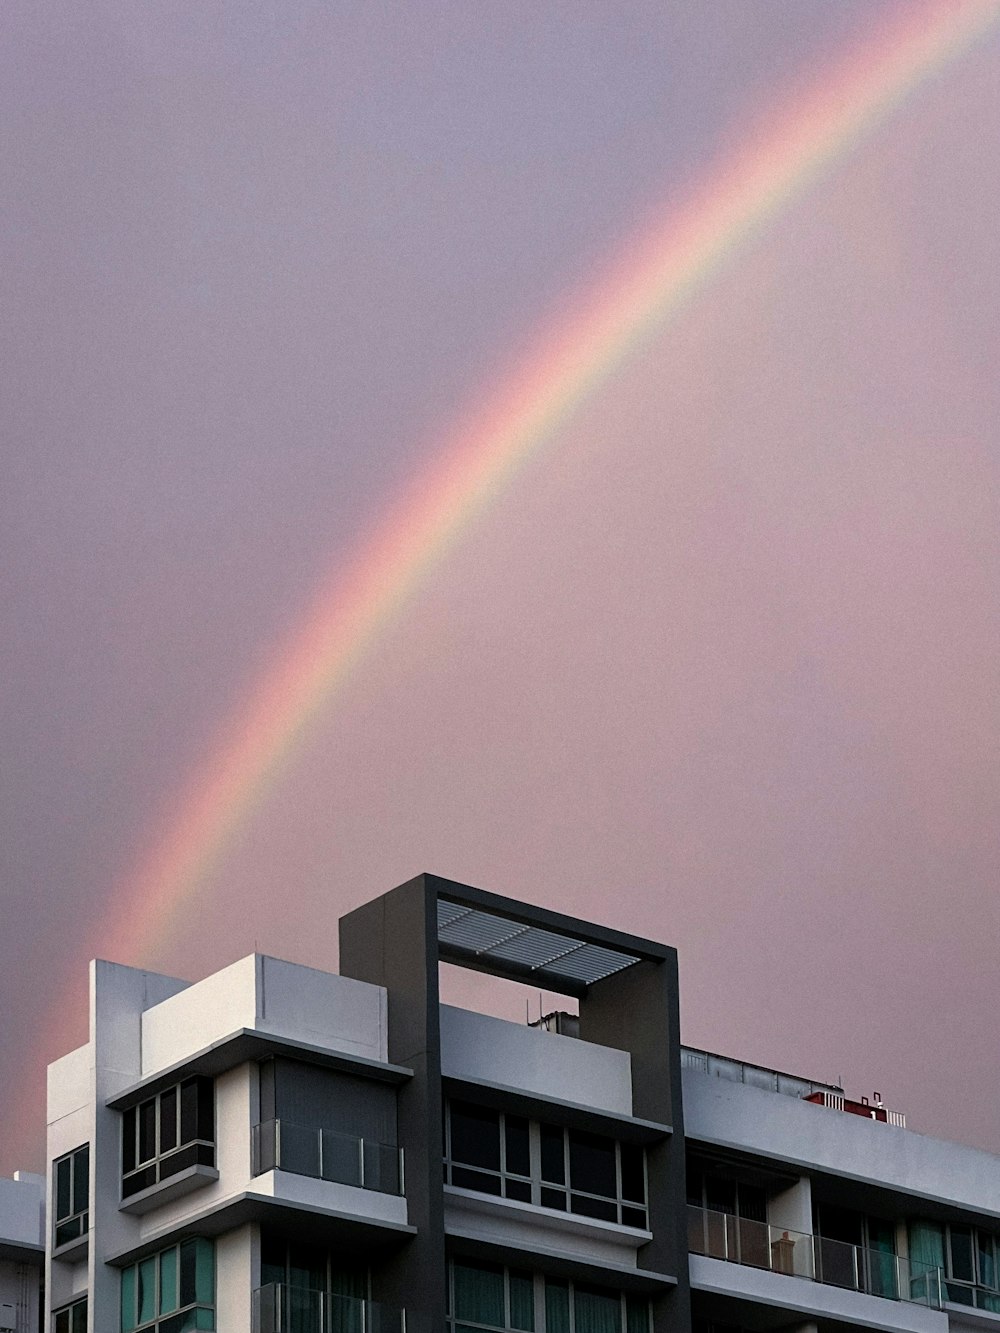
top-left (138, 1099), bottom-right (157, 1163)
top-left (452, 1166), bottom-right (502, 1195)
top-left (260, 1231), bottom-right (286, 1288)
top-left (56, 1157), bottom-right (71, 1220)
top-left (179, 1240), bottom-right (197, 1306)
top-left (450, 1102), bottom-right (501, 1171)
top-left (55, 1312), bottom-right (68, 1333)
top-left (505, 1178), bottom-right (532, 1203)
top-left (72, 1146), bottom-right (89, 1211)
top-left (164, 1143), bottom-right (201, 1177)
top-left (568, 1130), bottom-right (616, 1199)
top-left (540, 1124), bottom-right (565, 1184)
top-left (541, 1186), bottom-right (566, 1211)
top-left (121, 1165), bottom-right (157, 1198)
top-left (196, 1078), bottom-right (214, 1142)
top-left (505, 1115), bottom-right (530, 1177)
top-left (180, 1080), bottom-right (199, 1144)
top-left (122, 1108), bottom-right (136, 1174)
top-left (738, 1184), bottom-right (767, 1224)
top-left (160, 1087), bottom-right (177, 1153)
top-left (571, 1193), bottom-right (618, 1222)
top-left (72, 1302), bottom-right (88, 1333)
top-left (620, 1144), bottom-right (644, 1203)
top-left (622, 1205), bottom-right (647, 1229)
top-left (704, 1177), bottom-right (736, 1215)
top-left (952, 1227), bottom-right (975, 1283)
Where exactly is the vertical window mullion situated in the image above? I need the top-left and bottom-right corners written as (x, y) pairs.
top-left (529, 1122), bottom-right (540, 1206)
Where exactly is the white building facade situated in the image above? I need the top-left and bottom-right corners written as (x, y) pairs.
top-left (34, 874), bottom-right (1000, 1333)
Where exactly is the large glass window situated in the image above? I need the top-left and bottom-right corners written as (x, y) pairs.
top-left (257, 1233), bottom-right (368, 1333)
top-left (910, 1221), bottom-right (1000, 1311)
top-left (444, 1102), bottom-right (647, 1229)
top-left (120, 1238), bottom-right (214, 1333)
top-left (54, 1299), bottom-right (87, 1333)
top-left (54, 1143), bottom-right (89, 1247)
top-left (446, 1264), bottom-right (649, 1333)
top-left (121, 1077), bottom-right (214, 1199)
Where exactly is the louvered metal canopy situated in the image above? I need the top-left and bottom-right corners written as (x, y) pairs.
top-left (437, 897), bottom-right (641, 993)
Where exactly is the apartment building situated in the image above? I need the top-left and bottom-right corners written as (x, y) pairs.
top-left (0, 1171), bottom-right (44, 1333)
top-left (40, 874), bottom-right (1000, 1333)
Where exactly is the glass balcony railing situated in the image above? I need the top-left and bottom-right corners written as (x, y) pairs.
top-left (687, 1205), bottom-right (944, 1307)
top-left (252, 1120), bottom-right (404, 1195)
top-left (252, 1284), bottom-right (404, 1333)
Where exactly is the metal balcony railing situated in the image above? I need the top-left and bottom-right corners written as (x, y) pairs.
top-left (252, 1284), bottom-right (404, 1333)
top-left (687, 1205), bottom-right (944, 1307)
top-left (252, 1120), bottom-right (404, 1195)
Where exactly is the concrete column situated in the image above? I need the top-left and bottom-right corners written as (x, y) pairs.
top-left (769, 1177), bottom-right (813, 1278)
top-left (216, 1224), bottom-right (255, 1333)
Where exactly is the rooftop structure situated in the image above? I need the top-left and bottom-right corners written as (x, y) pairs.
top-left (32, 873), bottom-right (1000, 1333)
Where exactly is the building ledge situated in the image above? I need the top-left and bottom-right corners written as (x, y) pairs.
top-left (106, 1190), bottom-right (415, 1268)
top-left (689, 1254), bottom-right (947, 1333)
top-left (442, 1074), bottom-right (671, 1144)
top-left (51, 1233), bottom-right (89, 1262)
top-left (445, 1185), bottom-right (651, 1251)
top-left (447, 1222), bottom-right (674, 1295)
top-left (106, 1029), bottom-right (413, 1110)
top-left (119, 1164), bottom-right (219, 1215)
top-left (0, 1239), bottom-right (43, 1266)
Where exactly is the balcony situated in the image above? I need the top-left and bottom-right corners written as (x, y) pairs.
top-left (252, 1120), bottom-right (403, 1195)
top-left (687, 1205), bottom-right (943, 1307)
top-left (252, 1283), bottom-right (404, 1333)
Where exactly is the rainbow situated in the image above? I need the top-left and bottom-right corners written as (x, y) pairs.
top-left (99, 0), bottom-right (999, 966)
top-left (24, 0), bottom-right (996, 1119)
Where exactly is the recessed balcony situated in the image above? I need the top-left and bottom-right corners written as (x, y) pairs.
top-left (252, 1283), bottom-right (404, 1333)
top-left (252, 1120), bottom-right (403, 1196)
top-left (688, 1204), bottom-right (944, 1308)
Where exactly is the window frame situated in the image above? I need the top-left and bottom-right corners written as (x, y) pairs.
top-left (444, 1100), bottom-right (648, 1230)
top-left (445, 1262), bottom-right (651, 1333)
top-left (54, 1297), bottom-right (88, 1333)
top-left (54, 1143), bottom-right (90, 1248)
top-left (119, 1236), bottom-right (215, 1333)
top-left (120, 1076), bottom-right (215, 1200)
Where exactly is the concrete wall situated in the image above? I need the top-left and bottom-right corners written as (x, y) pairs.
top-left (683, 1070), bottom-right (1000, 1218)
top-left (440, 1004), bottom-right (633, 1115)
top-left (0, 1173), bottom-right (43, 1333)
top-left (140, 954), bottom-right (387, 1075)
top-left (0, 1176), bottom-right (43, 1251)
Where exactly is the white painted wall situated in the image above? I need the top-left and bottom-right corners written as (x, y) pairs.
top-left (252, 1169), bottom-right (409, 1228)
top-left (216, 1223), bottom-right (255, 1333)
top-left (440, 1005), bottom-right (632, 1115)
top-left (140, 954), bottom-right (388, 1076)
top-left (683, 1070), bottom-right (1000, 1218)
top-left (0, 1173), bottom-right (43, 1333)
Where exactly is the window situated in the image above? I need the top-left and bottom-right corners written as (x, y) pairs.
top-left (445, 1264), bottom-right (650, 1333)
top-left (444, 1101), bottom-right (647, 1229)
top-left (121, 1077), bottom-right (214, 1199)
top-left (257, 1233), bottom-right (368, 1333)
top-left (54, 1144), bottom-right (89, 1247)
top-left (910, 1221), bottom-right (1000, 1311)
top-left (120, 1238), bottom-right (214, 1333)
top-left (544, 1279), bottom-right (649, 1333)
top-left (54, 1299), bottom-right (87, 1333)
top-left (448, 1261), bottom-right (534, 1332)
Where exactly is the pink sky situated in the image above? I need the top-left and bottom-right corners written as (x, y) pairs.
top-left (2, 0), bottom-right (998, 1171)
